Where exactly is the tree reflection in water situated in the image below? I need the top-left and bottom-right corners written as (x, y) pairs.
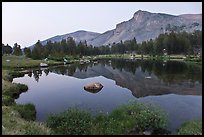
top-left (27, 59), bottom-right (202, 97)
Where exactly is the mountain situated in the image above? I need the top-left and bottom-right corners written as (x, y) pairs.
top-left (31, 30), bottom-right (100, 48)
top-left (31, 10), bottom-right (202, 47)
top-left (178, 14), bottom-right (202, 20)
top-left (88, 10), bottom-right (202, 46)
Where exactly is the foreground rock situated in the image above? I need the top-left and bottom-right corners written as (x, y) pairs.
top-left (84, 82), bottom-right (103, 93)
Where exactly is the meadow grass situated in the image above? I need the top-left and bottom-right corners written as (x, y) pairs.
top-left (2, 106), bottom-right (52, 135)
top-left (2, 55), bottom-right (63, 68)
top-left (177, 120), bottom-right (202, 135)
top-left (12, 104), bottom-right (36, 121)
top-left (96, 54), bottom-right (201, 63)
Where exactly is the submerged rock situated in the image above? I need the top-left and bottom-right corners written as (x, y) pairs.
top-left (84, 82), bottom-right (103, 93)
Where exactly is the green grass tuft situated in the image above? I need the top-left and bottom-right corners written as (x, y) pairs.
top-left (177, 120), bottom-right (202, 135)
top-left (2, 95), bottom-right (15, 106)
top-left (12, 104), bottom-right (36, 121)
top-left (2, 106), bottom-right (52, 135)
top-left (46, 108), bottom-right (92, 135)
top-left (4, 83), bottom-right (28, 99)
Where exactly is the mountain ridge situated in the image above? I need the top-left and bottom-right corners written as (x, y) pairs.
top-left (30, 10), bottom-right (202, 48)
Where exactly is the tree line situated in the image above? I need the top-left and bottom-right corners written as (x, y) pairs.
top-left (2, 30), bottom-right (202, 59)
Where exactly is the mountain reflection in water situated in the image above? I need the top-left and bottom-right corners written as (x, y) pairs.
top-left (25, 59), bottom-right (202, 97)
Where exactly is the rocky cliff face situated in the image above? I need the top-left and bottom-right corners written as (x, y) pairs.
top-left (32, 10), bottom-right (202, 47)
top-left (88, 10), bottom-right (202, 46)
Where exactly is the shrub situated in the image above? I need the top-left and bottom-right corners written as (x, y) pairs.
top-left (48, 56), bottom-right (63, 62)
top-left (133, 108), bottom-right (167, 131)
top-left (15, 83), bottom-right (28, 92)
top-left (93, 101), bottom-right (168, 135)
top-left (3, 74), bottom-right (13, 82)
top-left (2, 95), bottom-right (15, 106)
top-left (46, 108), bottom-right (92, 135)
top-left (177, 120), bottom-right (202, 135)
top-left (9, 71), bottom-right (25, 79)
top-left (12, 104), bottom-right (36, 121)
top-left (46, 101), bottom-right (168, 135)
top-left (4, 83), bottom-right (28, 98)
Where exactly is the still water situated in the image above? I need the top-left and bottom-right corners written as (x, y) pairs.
top-left (13, 59), bottom-right (202, 133)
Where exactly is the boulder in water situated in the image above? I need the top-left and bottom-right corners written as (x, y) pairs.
top-left (84, 82), bottom-right (103, 93)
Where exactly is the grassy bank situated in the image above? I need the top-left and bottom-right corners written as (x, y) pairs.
top-left (2, 69), bottom-right (52, 135)
top-left (2, 106), bottom-right (52, 135)
top-left (2, 55), bottom-right (64, 69)
top-left (46, 101), bottom-right (169, 135)
top-left (95, 54), bottom-right (202, 64)
top-left (2, 70), bottom-right (28, 106)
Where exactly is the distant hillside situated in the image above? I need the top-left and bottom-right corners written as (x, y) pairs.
top-left (30, 30), bottom-right (100, 49)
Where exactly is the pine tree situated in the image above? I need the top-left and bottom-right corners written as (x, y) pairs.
top-left (13, 43), bottom-right (22, 56)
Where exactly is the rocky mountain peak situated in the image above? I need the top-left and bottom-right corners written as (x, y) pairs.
top-left (133, 10), bottom-right (152, 22)
top-left (134, 10), bottom-right (150, 14)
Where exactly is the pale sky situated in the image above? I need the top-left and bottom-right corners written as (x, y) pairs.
top-left (2, 2), bottom-right (202, 48)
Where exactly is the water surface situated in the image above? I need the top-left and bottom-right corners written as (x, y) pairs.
top-left (13, 59), bottom-right (202, 133)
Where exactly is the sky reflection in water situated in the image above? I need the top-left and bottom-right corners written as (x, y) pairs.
top-left (13, 59), bottom-right (202, 133)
